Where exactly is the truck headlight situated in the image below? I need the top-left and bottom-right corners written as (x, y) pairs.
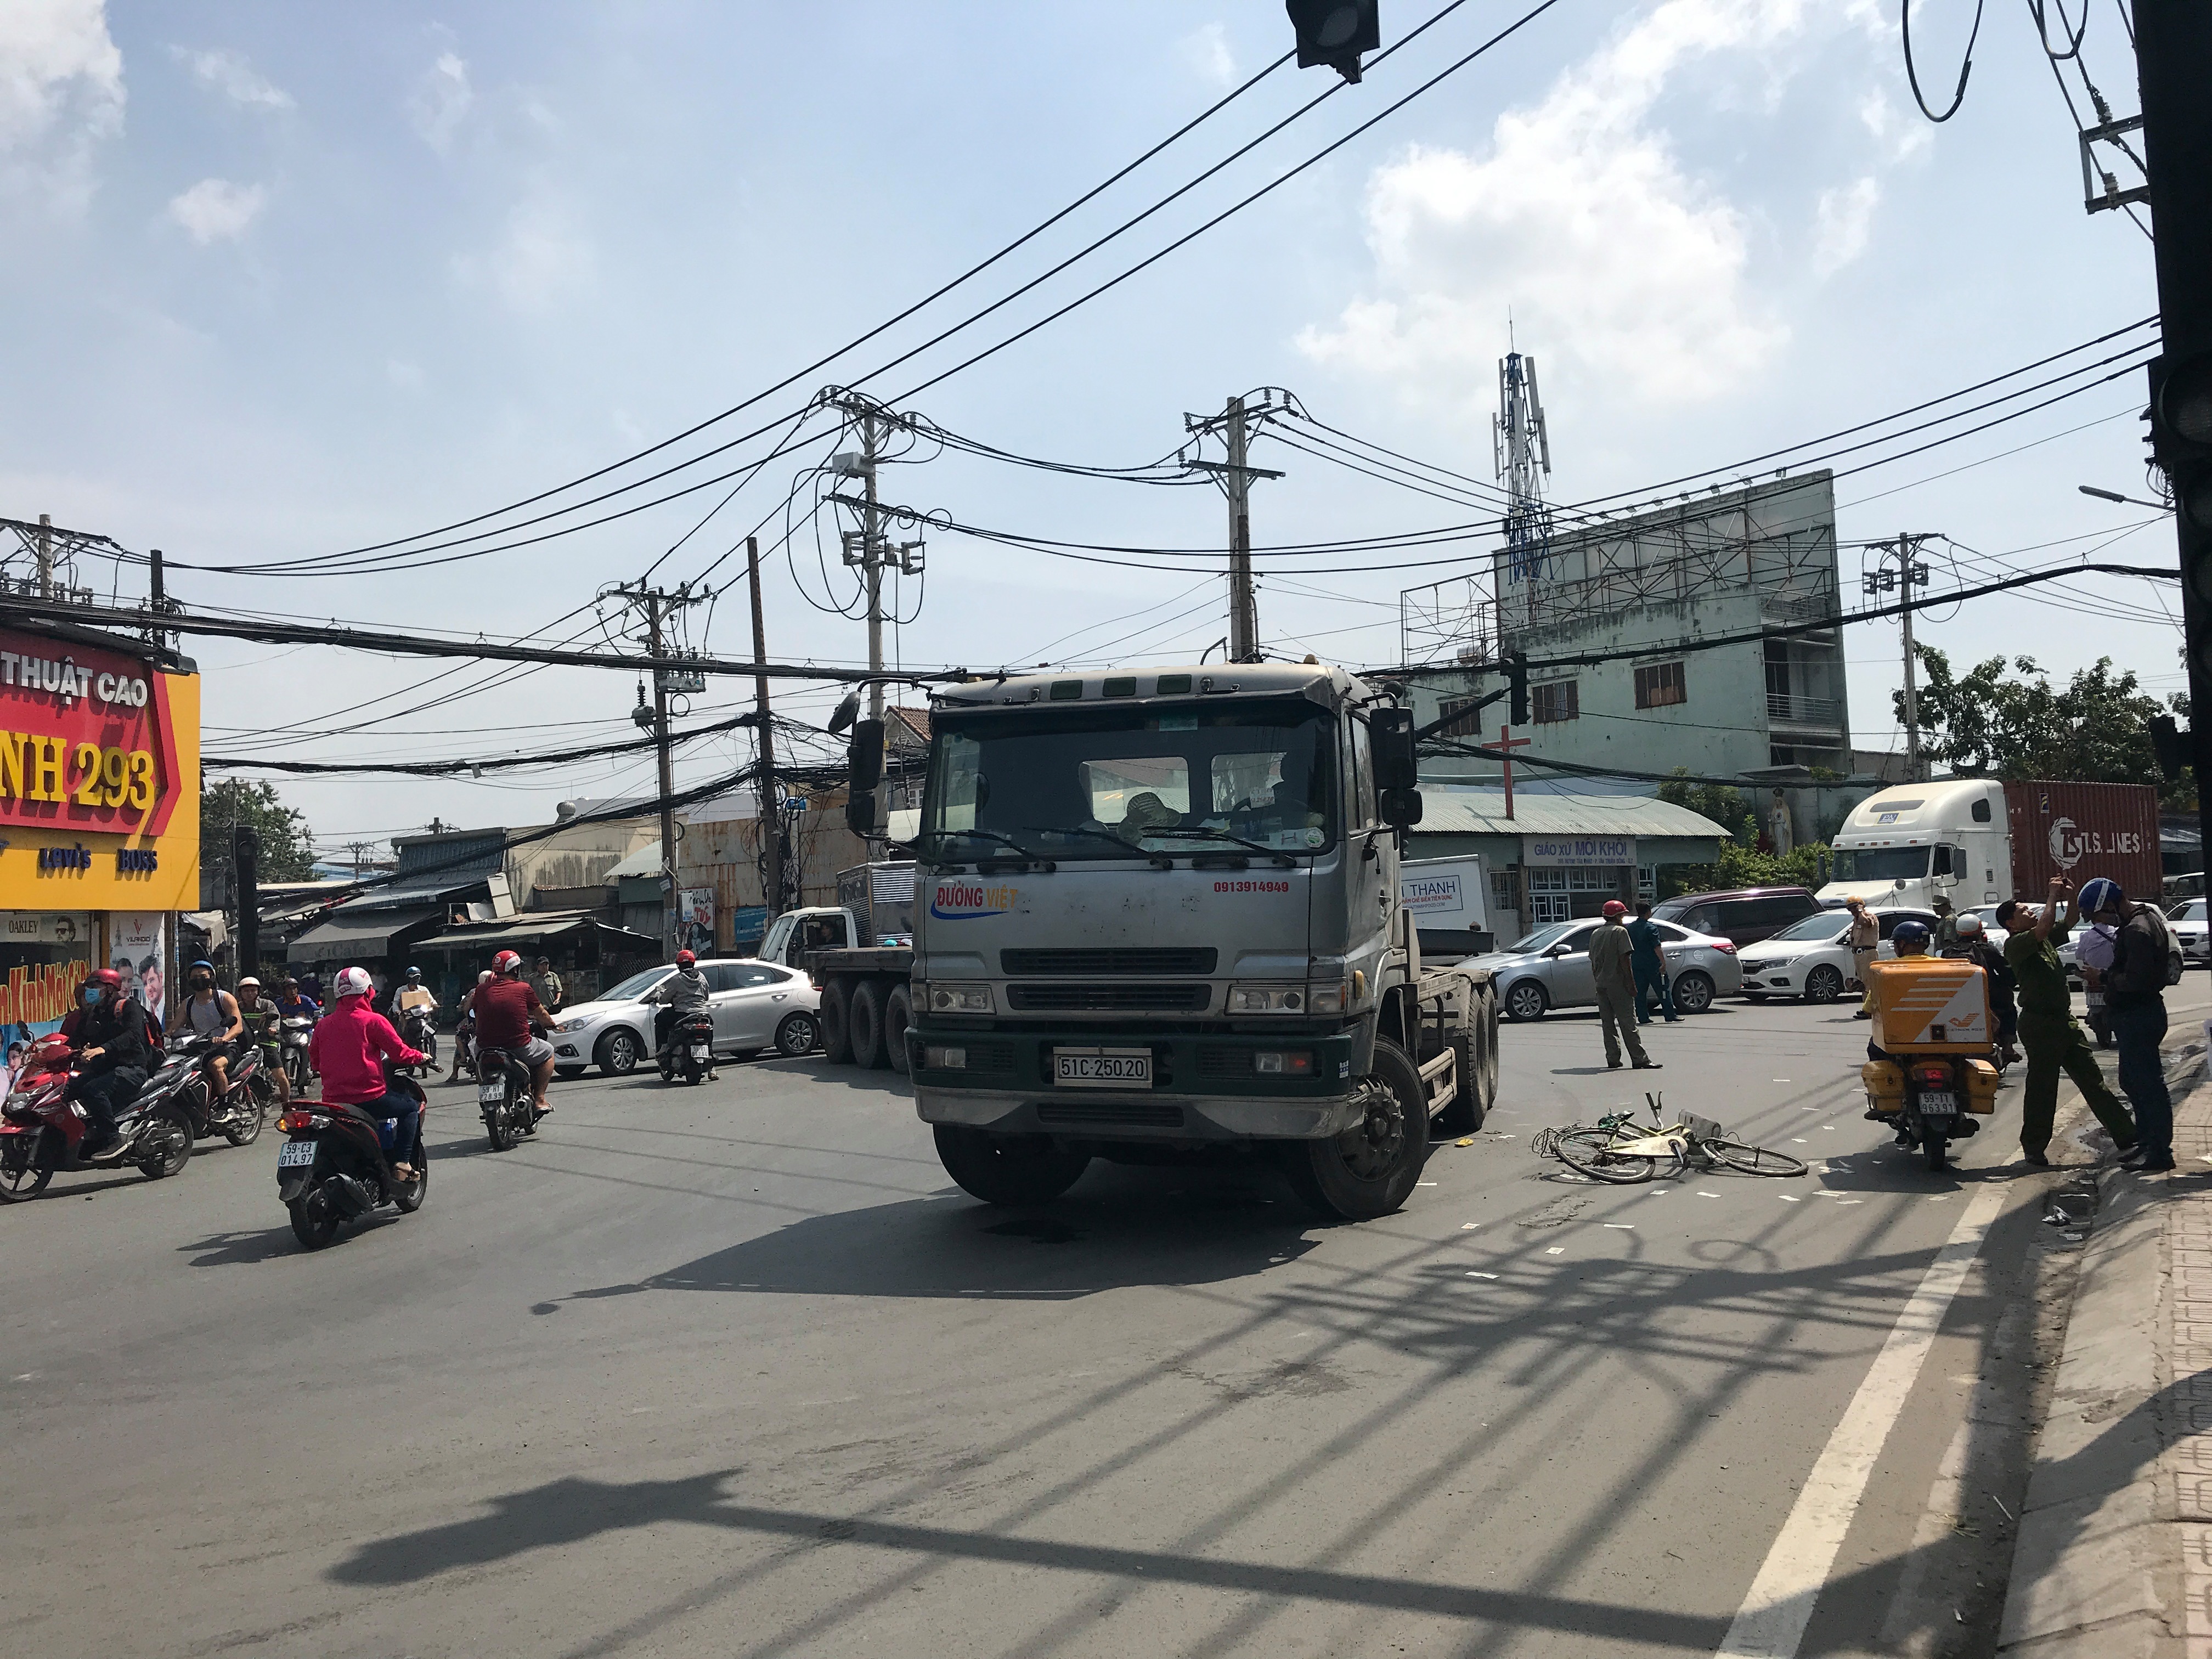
top-left (923, 983), bottom-right (994, 1014)
top-left (1253, 1050), bottom-right (1314, 1076)
top-left (1228, 984), bottom-right (1305, 1013)
top-left (1307, 979), bottom-right (1349, 1015)
top-left (923, 1045), bottom-right (968, 1070)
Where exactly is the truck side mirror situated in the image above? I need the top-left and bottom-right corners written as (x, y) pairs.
top-left (846, 719), bottom-right (885, 837)
top-left (1370, 709), bottom-right (1417, 792)
top-left (1379, 786), bottom-right (1422, 828)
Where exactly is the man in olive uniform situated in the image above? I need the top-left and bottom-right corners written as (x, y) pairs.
top-left (1589, 900), bottom-right (1661, 1071)
top-left (2001, 878), bottom-right (2136, 1167)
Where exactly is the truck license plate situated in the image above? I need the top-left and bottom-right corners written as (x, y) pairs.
top-left (276, 1139), bottom-right (317, 1169)
top-left (1054, 1048), bottom-right (1152, 1089)
top-left (1918, 1091), bottom-right (1958, 1116)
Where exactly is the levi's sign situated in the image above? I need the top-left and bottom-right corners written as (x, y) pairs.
top-left (0, 631), bottom-right (184, 838)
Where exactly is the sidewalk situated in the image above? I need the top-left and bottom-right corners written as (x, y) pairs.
top-left (2000, 1053), bottom-right (2212, 1657)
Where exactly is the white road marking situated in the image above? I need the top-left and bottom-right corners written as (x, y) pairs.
top-left (1780, 1195), bottom-right (1800, 1203)
top-left (1716, 1180), bottom-right (2005, 1658)
top-left (1545, 1246), bottom-right (1564, 1255)
top-left (1604, 1223), bottom-right (1635, 1229)
top-left (1466, 1272), bottom-right (1498, 1279)
top-left (1461, 1222), bottom-right (1479, 1230)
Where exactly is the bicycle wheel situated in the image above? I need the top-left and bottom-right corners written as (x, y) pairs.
top-left (1551, 1127), bottom-right (1661, 1184)
top-left (1707, 1138), bottom-right (1809, 1177)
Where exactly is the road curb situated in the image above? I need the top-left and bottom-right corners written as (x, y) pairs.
top-left (1998, 1043), bottom-right (2211, 1657)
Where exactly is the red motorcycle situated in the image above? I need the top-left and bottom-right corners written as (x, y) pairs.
top-left (0, 1033), bottom-right (196, 1201)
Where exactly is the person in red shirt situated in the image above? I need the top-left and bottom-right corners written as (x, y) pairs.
top-left (308, 965), bottom-right (429, 1178)
top-left (461, 950), bottom-right (557, 1116)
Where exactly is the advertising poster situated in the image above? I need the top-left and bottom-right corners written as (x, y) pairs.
top-left (679, 888), bottom-right (716, 953)
top-left (110, 911), bottom-right (167, 1028)
top-left (0, 910), bottom-right (94, 1071)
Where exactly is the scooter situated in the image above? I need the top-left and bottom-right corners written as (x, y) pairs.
top-left (0, 1034), bottom-right (198, 1201)
top-left (396, 1004), bottom-right (440, 1075)
top-left (1861, 955), bottom-right (2000, 1172)
top-left (281, 1015), bottom-right (316, 1092)
top-left (274, 1065), bottom-right (429, 1249)
top-left (475, 1043), bottom-right (539, 1152)
top-left (450, 1013), bottom-right (478, 1085)
top-left (136, 1031), bottom-right (273, 1148)
top-left (658, 1010), bottom-right (717, 1086)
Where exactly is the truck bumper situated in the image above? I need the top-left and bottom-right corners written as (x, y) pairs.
top-left (907, 1023), bottom-right (1364, 1142)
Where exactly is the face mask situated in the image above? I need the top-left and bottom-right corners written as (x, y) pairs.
top-left (191, 977), bottom-right (212, 992)
top-left (81, 988), bottom-right (101, 1007)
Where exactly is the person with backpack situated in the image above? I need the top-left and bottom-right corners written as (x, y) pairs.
top-left (62, 968), bottom-right (151, 1158)
top-left (2081, 876), bottom-right (2176, 1171)
top-left (172, 959), bottom-right (245, 1103)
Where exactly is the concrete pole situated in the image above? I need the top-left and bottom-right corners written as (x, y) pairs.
top-left (747, 535), bottom-right (785, 924)
top-left (1899, 535), bottom-right (1922, 783)
top-left (863, 410), bottom-right (885, 724)
top-left (1226, 397), bottom-right (1256, 662)
top-left (646, 592), bottom-right (678, 958)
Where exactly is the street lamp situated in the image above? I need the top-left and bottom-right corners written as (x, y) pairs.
top-left (2079, 483), bottom-right (2175, 510)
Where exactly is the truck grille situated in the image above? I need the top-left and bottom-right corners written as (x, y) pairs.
top-left (1005, 984), bottom-right (1210, 1012)
top-left (1197, 1047), bottom-right (1250, 1078)
top-left (1035, 1101), bottom-right (1186, 1130)
top-left (1001, 948), bottom-right (1217, 977)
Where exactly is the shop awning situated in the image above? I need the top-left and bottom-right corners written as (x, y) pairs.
top-left (413, 916), bottom-right (657, 954)
top-left (286, 906), bottom-right (442, 964)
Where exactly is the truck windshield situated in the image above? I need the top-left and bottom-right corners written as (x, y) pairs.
top-left (1832, 847), bottom-right (1931, 882)
top-left (924, 698), bottom-right (1338, 861)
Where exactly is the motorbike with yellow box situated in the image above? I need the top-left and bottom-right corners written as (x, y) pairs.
top-left (1859, 919), bottom-right (2000, 1172)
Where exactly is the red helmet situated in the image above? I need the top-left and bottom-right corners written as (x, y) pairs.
top-left (1602, 900), bottom-right (1628, 918)
top-left (493, 950), bottom-right (523, 974)
top-left (86, 967), bottom-right (123, 992)
top-left (676, 950), bottom-right (696, 968)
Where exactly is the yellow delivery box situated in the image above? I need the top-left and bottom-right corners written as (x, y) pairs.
top-left (1866, 956), bottom-right (1992, 1054)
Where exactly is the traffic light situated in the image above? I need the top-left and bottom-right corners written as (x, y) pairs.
top-left (1506, 650), bottom-right (1530, 726)
top-left (1285, 1), bottom-right (1379, 84)
top-left (845, 718), bottom-right (884, 837)
top-left (2152, 713), bottom-right (2192, 780)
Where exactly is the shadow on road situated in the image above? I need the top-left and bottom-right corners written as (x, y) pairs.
top-left (529, 1164), bottom-right (1316, 1309)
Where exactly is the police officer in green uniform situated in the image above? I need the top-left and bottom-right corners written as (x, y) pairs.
top-left (2000, 878), bottom-right (2136, 1166)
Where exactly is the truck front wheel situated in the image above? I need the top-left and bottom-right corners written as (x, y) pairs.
top-left (883, 985), bottom-right (913, 1075)
top-left (820, 980), bottom-right (854, 1064)
top-left (934, 1125), bottom-right (1090, 1206)
top-left (1284, 1040), bottom-right (1429, 1221)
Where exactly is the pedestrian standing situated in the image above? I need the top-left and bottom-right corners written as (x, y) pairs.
top-left (2081, 876), bottom-right (2175, 1172)
top-left (2000, 878), bottom-right (2137, 1167)
top-left (530, 956), bottom-right (564, 1015)
top-left (1589, 901), bottom-right (1660, 1071)
top-left (1847, 897), bottom-right (1880, 1019)
top-left (1932, 895), bottom-right (1958, 953)
top-left (1626, 900), bottom-right (1677, 1024)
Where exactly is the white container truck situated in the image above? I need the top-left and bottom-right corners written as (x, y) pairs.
top-left (844, 661), bottom-right (1500, 1222)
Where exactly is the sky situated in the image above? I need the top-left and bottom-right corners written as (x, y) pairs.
top-left (0, 1), bottom-right (2178, 856)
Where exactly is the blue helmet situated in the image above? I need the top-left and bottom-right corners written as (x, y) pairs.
top-left (2078, 876), bottom-right (2127, 917)
top-left (1891, 921), bottom-right (1931, 954)
top-left (405, 965), bottom-right (421, 977)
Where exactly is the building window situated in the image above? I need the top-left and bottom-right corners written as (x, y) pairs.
top-left (1568, 867), bottom-right (1611, 893)
top-left (1638, 864), bottom-right (1657, 896)
top-left (1532, 679), bottom-right (1578, 724)
top-left (1436, 695), bottom-right (1483, 737)
top-left (1491, 871), bottom-right (1515, 915)
top-left (1528, 867), bottom-right (1570, 923)
top-left (1634, 661), bottom-right (1685, 709)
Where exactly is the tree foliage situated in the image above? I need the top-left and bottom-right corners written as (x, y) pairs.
top-left (1896, 646), bottom-right (2190, 808)
top-left (1653, 772), bottom-right (1830, 898)
top-left (201, 778), bottom-right (318, 888)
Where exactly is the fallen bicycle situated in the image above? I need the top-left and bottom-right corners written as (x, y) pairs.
top-left (1532, 1094), bottom-right (1808, 1184)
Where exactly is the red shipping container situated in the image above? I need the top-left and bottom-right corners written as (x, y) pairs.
top-left (2002, 780), bottom-right (2162, 901)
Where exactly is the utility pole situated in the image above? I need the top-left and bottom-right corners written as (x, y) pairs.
top-left (746, 534), bottom-right (786, 924)
top-left (863, 407), bottom-right (885, 725)
top-left (612, 579), bottom-right (707, 958)
top-left (1183, 392), bottom-right (1287, 664)
top-left (35, 513), bottom-right (52, 598)
top-left (1862, 535), bottom-right (1933, 782)
top-left (2133, 3), bottom-right (2212, 873)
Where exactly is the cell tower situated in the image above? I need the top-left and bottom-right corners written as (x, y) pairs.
top-left (1492, 348), bottom-right (1554, 584)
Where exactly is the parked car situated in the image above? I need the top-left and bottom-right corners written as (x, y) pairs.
top-left (1736, 907), bottom-right (1939, 1003)
top-left (548, 961), bottom-right (822, 1077)
top-left (2169, 899), bottom-right (2210, 966)
top-left (1473, 917), bottom-right (1741, 1023)
top-left (1652, 886), bottom-right (1822, 951)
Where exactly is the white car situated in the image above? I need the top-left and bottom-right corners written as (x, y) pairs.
top-left (549, 961), bottom-right (822, 1077)
top-left (1736, 907), bottom-right (1940, 1003)
top-left (2169, 899), bottom-right (2210, 966)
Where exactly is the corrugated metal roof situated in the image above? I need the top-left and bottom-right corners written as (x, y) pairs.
top-left (1414, 789), bottom-right (1734, 840)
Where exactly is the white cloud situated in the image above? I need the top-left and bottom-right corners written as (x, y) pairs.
top-left (1178, 22), bottom-right (1236, 87)
top-left (1299, 0), bottom-right (1841, 410)
top-left (167, 177), bottom-right (264, 244)
top-left (0, 0), bottom-right (124, 212)
top-left (1812, 175), bottom-right (1880, 275)
top-left (409, 49), bottom-right (472, 150)
top-left (454, 185), bottom-right (595, 317)
top-left (1858, 84), bottom-right (1932, 163)
top-left (171, 45), bottom-right (291, 110)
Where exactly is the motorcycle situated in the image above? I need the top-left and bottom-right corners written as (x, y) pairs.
top-left (281, 1015), bottom-right (316, 1093)
top-left (274, 1065), bottom-right (429, 1249)
top-left (0, 1034), bottom-right (199, 1201)
top-left (658, 1009), bottom-right (717, 1086)
top-left (136, 1031), bottom-right (273, 1149)
top-left (450, 1014), bottom-right (478, 1085)
top-left (476, 1044), bottom-right (539, 1152)
top-left (396, 1004), bottom-right (440, 1075)
top-left (1861, 954), bottom-right (1999, 1172)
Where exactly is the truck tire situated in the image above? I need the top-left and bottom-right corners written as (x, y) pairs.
top-left (1431, 990), bottom-right (1490, 1137)
top-left (934, 1125), bottom-right (1090, 1206)
top-left (820, 979), bottom-right (854, 1065)
top-left (1482, 986), bottom-right (1500, 1101)
top-left (1283, 1039), bottom-right (1429, 1221)
top-left (883, 984), bottom-right (913, 1076)
top-left (849, 980), bottom-right (888, 1070)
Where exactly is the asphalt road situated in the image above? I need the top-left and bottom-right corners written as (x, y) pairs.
top-left (10, 980), bottom-right (2207, 1659)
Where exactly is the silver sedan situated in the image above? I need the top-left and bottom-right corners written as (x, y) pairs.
top-left (1472, 918), bottom-right (1743, 1023)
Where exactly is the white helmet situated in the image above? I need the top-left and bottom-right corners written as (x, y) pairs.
top-left (477, 970), bottom-right (493, 984)
top-left (1954, 912), bottom-right (1984, 939)
top-left (335, 966), bottom-right (373, 998)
